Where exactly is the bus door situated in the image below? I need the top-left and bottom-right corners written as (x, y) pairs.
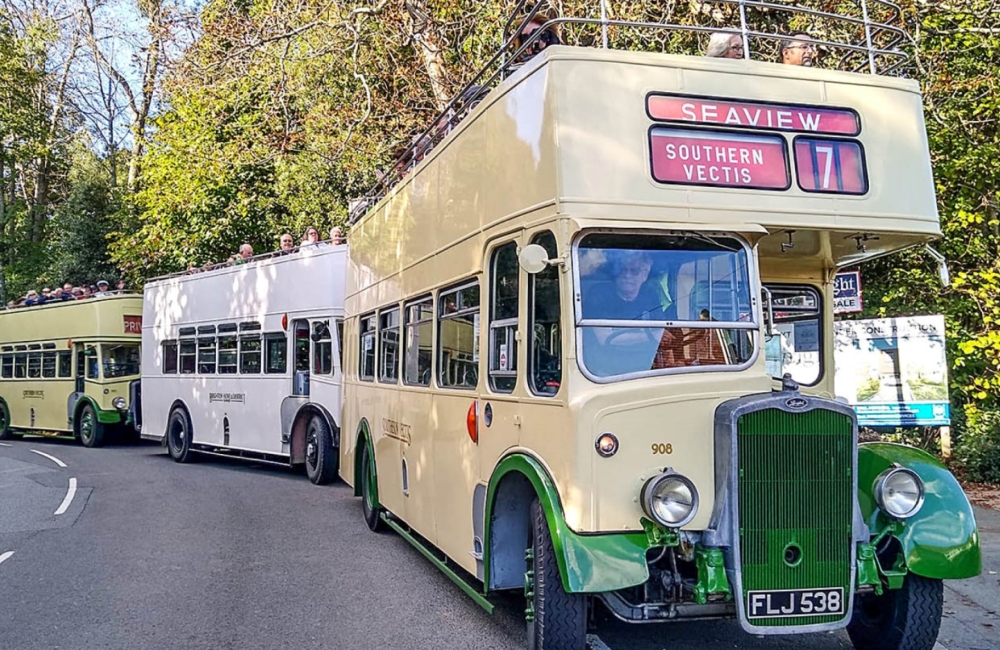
top-left (292, 320), bottom-right (310, 396)
top-left (308, 319), bottom-right (337, 409)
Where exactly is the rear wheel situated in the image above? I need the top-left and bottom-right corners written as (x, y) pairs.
top-left (847, 575), bottom-right (944, 650)
top-left (526, 498), bottom-right (586, 650)
top-left (304, 415), bottom-right (337, 485)
top-left (360, 441), bottom-right (383, 532)
top-left (77, 403), bottom-right (104, 448)
top-left (0, 402), bottom-right (21, 440)
top-left (166, 408), bottom-right (193, 463)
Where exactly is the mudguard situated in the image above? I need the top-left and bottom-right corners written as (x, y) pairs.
top-left (857, 443), bottom-right (981, 580)
top-left (484, 453), bottom-right (650, 594)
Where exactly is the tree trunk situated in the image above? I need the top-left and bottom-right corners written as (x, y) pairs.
top-left (404, 0), bottom-right (451, 112)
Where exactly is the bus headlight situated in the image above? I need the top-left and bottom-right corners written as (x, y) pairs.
top-left (640, 472), bottom-right (699, 528)
top-left (113, 397), bottom-right (126, 410)
top-left (874, 468), bottom-right (924, 519)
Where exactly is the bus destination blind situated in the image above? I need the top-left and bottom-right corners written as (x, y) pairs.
top-left (794, 137), bottom-right (868, 194)
top-left (649, 127), bottom-right (789, 190)
top-left (646, 94), bottom-right (861, 136)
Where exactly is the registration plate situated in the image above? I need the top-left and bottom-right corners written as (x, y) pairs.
top-left (747, 587), bottom-right (845, 619)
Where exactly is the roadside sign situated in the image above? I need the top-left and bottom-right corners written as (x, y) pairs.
top-left (834, 271), bottom-right (862, 314)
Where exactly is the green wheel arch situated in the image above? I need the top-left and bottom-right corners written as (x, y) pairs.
top-left (74, 396), bottom-right (122, 426)
top-left (352, 419), bottom-right (377, 502)
top-left (483, 453), bottom-right (652, 595)
top-left (858, 443), bottom-right (981, 580)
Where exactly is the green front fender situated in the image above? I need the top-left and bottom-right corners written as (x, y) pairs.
top-left (484, 453), bottom-right (652, 594)
top-left (75, 396), bottom-right (123, 425)
top-left (858, 443), bottom-right (981, 580)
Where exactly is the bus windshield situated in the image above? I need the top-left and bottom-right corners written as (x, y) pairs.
top-left (102, 344), bottom-right (141, 379)
top-left (577, 232), bottom-right (755, 380)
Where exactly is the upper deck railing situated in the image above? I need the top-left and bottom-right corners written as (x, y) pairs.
top-left (147, 239), bottom-right (346, 284)
top-left (348, 0), bottom-right (911, 224)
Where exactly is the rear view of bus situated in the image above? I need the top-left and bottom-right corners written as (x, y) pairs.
top-left (342, 2), bottom-right (980, 649)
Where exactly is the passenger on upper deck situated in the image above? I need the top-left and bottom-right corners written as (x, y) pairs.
top-left (302, 227), bottom-right (325, 247)
top-left (330, 227), bottom-right (345, 245)
top-left (93, 280), bottom-right (111, 297)
top-left (279, 233), bottom-right (295, 254)
top-left (233, 243), bottom-right (254, 264)
top-left (781, 32), bottom-right (816, 66)
top-left (705, 32), bottom-right (744, 59)
top-left (513, 9), bottom-right (561, 64)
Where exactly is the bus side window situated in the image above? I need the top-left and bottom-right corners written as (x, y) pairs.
top-left (162, 341), bottom-right (178, 374)
top-left (359, 314), bottom-right (376, 381)
top-left (218, 336), bottom-right (238, 374)
top-left (335, 319), bottom-right (344, 370)
top-left (403, 297), bottom-right (433, 386)
top-left (28, 352), bottom-right (41, 379)
top-left (42, 352), bottom-right (56, 378)
top-left (1, 353), bottom-right (12, 379)
top-left (198, 337), bottom-right (217, 374)
top-left (264, 333), bottom-right (287, 374)
top-left (179, 340), bottom-right (196, 374)
top-left (379, 308), bottom-right (400, 383)
top-left (14, 353), bottom-right (27, 379)
top-left (438, 281), bottom-right (480, 390)
top-left (312, 321), bottom-right (333, 376)
top-left (57, 351), bottom-right (72, 378)
top-left (529, 231), bottom-right (561, 396)
top-left (240, 336), bottom-right (261, 374)
top-left (489, 242), bottom-right (518, 393)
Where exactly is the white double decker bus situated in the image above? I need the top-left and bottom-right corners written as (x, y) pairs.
top-left (141, 245), bottom-right (346, 484)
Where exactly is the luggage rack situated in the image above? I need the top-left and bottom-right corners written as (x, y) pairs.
top-left (348, 0), bottom-right (910, 224)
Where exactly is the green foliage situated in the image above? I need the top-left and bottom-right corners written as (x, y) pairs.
top-left (954, 405), bottom-right (1000, 484)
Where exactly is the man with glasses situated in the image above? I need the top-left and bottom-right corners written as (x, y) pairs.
top-left (781, 32), bottom-right (816, 66)
top-left (706, 32), bottom-right (744, 59)
top-left (279, 233), bottom-right (296, 254)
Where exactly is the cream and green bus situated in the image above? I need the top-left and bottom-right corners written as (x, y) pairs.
top-left (341, 3), bottom-right (980, 649)
top-left (0, 295), bottom-right (142, 447)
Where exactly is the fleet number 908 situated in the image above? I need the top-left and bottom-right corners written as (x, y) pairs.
top-left (651, 443), bottom-right (673, 455)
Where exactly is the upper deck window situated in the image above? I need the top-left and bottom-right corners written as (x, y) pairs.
top-left (576, 232), bottom-right (755, 381)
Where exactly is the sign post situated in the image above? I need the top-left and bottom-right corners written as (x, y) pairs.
top-left (833, 271), bottom-right (862, 315)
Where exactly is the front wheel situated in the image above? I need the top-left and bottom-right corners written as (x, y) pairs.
top-left (77, 403), bottom-right (105, 448)
top-left (359, 441), bottom-right (383, 532)
top-left (304, 415), bottom-right (337, 485)
top-left (0, 402), bottom-right (21, 440)
top-left (847, 575), bottom-right (944, 650)
top-left (166, 408), bottom-right (194, 463)
top-left (526, 498), bottom-right (586, 650)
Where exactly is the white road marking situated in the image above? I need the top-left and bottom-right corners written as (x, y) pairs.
top-left (587, 634), bottom-right (613, 650)
top-left (0, 442), bottom-right (11, 447)
top-left (934, 643), bottom-right (948, 650)
top-left (0, 551), bottom-right (13, 566)
top-left (30, 449), bottom-right (67, 468)
top-left (54, 478), bottom-right (77, 516)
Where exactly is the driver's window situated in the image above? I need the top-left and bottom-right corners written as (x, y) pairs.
top-left (489, 242), bottom-right (518, 393)
top-left (529, 231), bottom-right (561, 396)
top-left (312, 321), bottom-right (333, 375)
top-left (86, 347), bottom-right (100, 379)
top-left (765, 284), bottom-right (822, 386)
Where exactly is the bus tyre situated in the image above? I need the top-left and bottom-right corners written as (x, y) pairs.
top-left (847, 575), bottom-right (944, 650)
top-left (77, 403), bottom-right (105, 448)
top-left (360, 442), bottom-right (383, 532)
top-left (526, 498), bottom-right (586, 650)
top-left (167, 409), bottom-right (194, 463)
top-left (305, 415), bottom-right (337, 485)
top-left (0, 402), bottom-right (21, 440)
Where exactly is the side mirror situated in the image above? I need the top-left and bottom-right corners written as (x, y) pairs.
top-left (760, 286), bottom-right (775, 338)
top-left (518, 244), bottom-right (551, 275)
top-left (925, 245), bottom-right (950, 288)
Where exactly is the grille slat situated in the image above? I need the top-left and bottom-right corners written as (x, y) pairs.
top-left (737, 408), bottom-right (853, 627)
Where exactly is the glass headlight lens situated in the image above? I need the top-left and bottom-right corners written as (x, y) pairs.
top-left (113, 397), bottom-right (126, 409)
top-left (874, 468), bottom-right (924, 519)
top-left (641, 472), bottom-right (699, 528)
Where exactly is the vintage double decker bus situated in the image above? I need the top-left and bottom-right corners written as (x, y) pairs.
top-left (340, 2), bottom-right (980, 649)
top-left (0, 295), bottom-right (143, 446)
top-left (140, 244), bottom-right (347, 484)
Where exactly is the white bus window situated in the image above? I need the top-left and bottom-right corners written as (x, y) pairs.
top-left (313, 321), bottom-right (333, 376)
top-left (179, 340), bottom-right (196, 374)
top-left (379, 309), bottom-right (400, 383)
top-left (28, 352), bottom-right (41, 378)
top-left (577, 232), bottom-right (755, 380)
top-left (240, 336), bottom-right (261, 373)
top-left (529, 231), bottom-right (562, 396)
top-left (765, 285), bottom-right (822, 386)
top-left (162, 341), bottom-right (178, 374)
top-left (14, 353), bottom-right (26, 378)
top-left (439, 282), bottom-right (480, 390)
top-left (103, 344), bottom-right (140, 378)
top-left (489, 243), bottom-right (518, 393)
top-left (58, 351), bottom-right (72, 378)
top-left (264, 334), bottom-right (287, 374)
top-left (197, 338), bottom-right (216, 374)
top-left (218, 337), bottom-right (238, 374)
top-left (293, 321), bottom-right (310, 373)
top-left (1, 354), bottom-right (12, 379)
top-left (403, 298), bottom-right (433, 386)
top-left (42, 352), bottom-right (56, 378)
top-left (335, 319), bottom-right (344, 369)
top-left (359, 314), bottom-right (376, 381)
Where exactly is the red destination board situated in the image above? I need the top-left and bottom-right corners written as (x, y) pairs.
top-left (649, 127), bottom-right (789, 190)
top-left (647, 94), bottom-right (861, 136)
top-left (124, 315), bottom-right (142, 334)
top-left (794, 137), bottom-right (867, 194)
